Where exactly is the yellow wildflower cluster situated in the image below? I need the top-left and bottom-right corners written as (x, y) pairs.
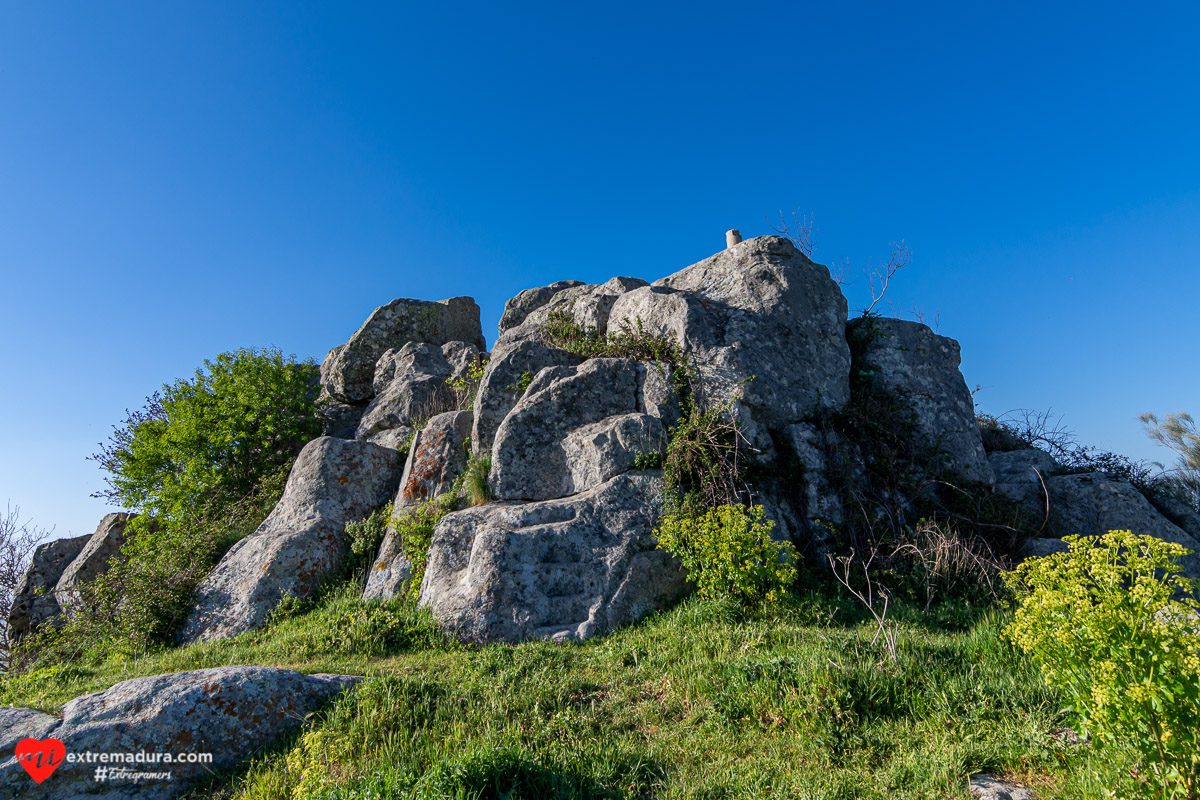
top-left (1002, 530), bottom-right (1200, 795)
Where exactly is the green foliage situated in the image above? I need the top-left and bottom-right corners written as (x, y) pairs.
top-left (344, 503), bottom-right (394, 579)
top-left (539, 309), bottom-right (683, 364)
top-left (662, 401), bottom-right (744, 511)
top-left (15, 467), bottom-right (288, 667)
top-left (447, 357), bottom-right (488, 411)
top-left (461, 453), bottom-right (494, 507)
top-left (392, 496), bottom-right (458, 601)
top-left (504, 369), bottom-right (535, 395)
top-left (655, 503), bottom-right (798, 604)
top-left (633, 450), bottom-right (664, 470)
top-left (91, 346), bottom-right (321, 519)
top-left (1003, 530), bottom-right (1200, 798)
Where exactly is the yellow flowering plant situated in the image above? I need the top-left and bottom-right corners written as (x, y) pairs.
top-left (655, 503), bottom-right (798, 604)
top-left (1003, 530), bottom-right (1200, 798)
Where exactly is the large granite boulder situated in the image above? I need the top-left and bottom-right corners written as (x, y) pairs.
top-left (320, 297), bottom-right (484, 403)
top-left (497, 279), bottom-right (585, 336)
top-left (608, 236), bottom-right (850, 429)
top-left (5, 534), bottom-right (89, 643)
top-left (471, 340), bottom-right (581, 458)
top-left (177, 437), bottom-right (402, 644)
top-left (355, 341), bottom-right (482, 444)
top-left (0, 667), bottom-right (358, 800)
top-left (848, 317), bottom-right (994, 485)
top-left (319, 395), bottom-right (367, 440)
top-left (1036, 472), bottom-right (1200, 580)
top-left (418, 472), bottom-right (687, 644)
top-left (489, 358), bottom-right (642, 501)
top-left (778, 422), bottom-right (844, 527)
top-left (562, 413), bottom-right (667, 496)
top-left (53, 513), bottom-right (136, 612)
top-left (988, 449), bottom-right (1061, 508)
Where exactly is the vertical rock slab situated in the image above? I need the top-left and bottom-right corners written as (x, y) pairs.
top-left (396, 410), bottom-right (474, 507)
top-left (0, 667), bottom-right (359, 800)
top-left (177, 437), bottom-right (402, 644)
top-left (320, 296), bottom-right (484, 403)
top-left (847, 316), bottom-right (994, 485)
top-left (418, 472), bottom-right (686, 644)
top-left (5, 533), bottom-right (89, 643)
top-left (53, 512), bottom-right (136, 612)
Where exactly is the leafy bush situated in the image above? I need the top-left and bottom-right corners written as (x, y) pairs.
top-left (344, 503), bottom-right (394, 579)
top-left (1003, 530), bottom-right (1200, 797)
top-left (91, 346), bottom-right (321, 519)
top-left (393, 497), bottom-right (457, 601)
top-left (655, 503), bottom-right (798, 604)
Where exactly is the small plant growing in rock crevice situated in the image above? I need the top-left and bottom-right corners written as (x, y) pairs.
top-left (539, 310), bottom-right (684, 365)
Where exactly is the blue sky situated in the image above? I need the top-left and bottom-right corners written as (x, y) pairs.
top-left (2, 2), bottom-right (1198, 539)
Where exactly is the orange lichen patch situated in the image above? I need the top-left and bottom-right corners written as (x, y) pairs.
top-left (338, 476), bottom-right (350, 485)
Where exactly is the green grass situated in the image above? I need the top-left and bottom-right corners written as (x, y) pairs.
top-left (1, 583), bottom-right (1124, 799)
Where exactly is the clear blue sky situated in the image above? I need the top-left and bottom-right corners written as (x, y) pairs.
top-left (2, 2), bottom-right (1198, 539)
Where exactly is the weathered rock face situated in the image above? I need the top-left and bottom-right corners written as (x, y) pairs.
top-left (609, 236), bottom-right (851, 429)
top-left (778, 423), bottom-right (844, 527)
top-left (988, 449), bottom-right (1061, 507)
top-left (319, 395), bottom-right (367, 439)
top-left (418, 472), bottom-right (687, 644)
top-left (396, 411), bottom-right (474, 507)
top-left (53, 512), bottom-right (136, 612)
top-left (471, 340), bottom-right (581, 458)
top-left (562, 413), bottom-right (667, 496)
top-left (365, 425), bottom-right (415, 451)
top-left (5, 534), bottom-right (89, 643)
top-left (495, 277), bottom-right (650, 351)
top-left (1036, 472), bottom-right (1200, 580)
top-left (498, 279), bottom-right (584, 336)
top-left (355, 341), bottom-right (482, 444)
top-left (0, 667), bottom-right (358, 800)
top-left (320, 297), bottom-right (485, 404)
top-left (490, 358), bottom-right (642, 501)
top-left (849, 317), bottom-right (994, 485)
top-left (177, 437), bottom-right (402, 644)
top-left (361, 536), bottom-right (413, 602)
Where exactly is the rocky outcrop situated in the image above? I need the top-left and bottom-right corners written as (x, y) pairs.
top-left (562, 413), bottom-right (667, 496)
top-left (498, 279), bottom-right (584, 336)
top-left (471, 340), bottom-right (581, 457)
top-left (1037, 472), bottom-right (1200, 580)
top-left (320, 297), bottom-right (484, 404)
top-left (495, 277), bottom-right (649, 351)
top-left (177, 437), bottom-right (402, 644)
top-left (355, 341), bottom-right (482, 444)
top-left (609, 236), bottom-right (850, 430)
top-left (319, 395), bottom-right (367, 439)
top-left (778, 422), bottom-right (844, 527)
top-left (418, 472), bottom-right (687, 644)
top-left (988, 449), bottom-right (1061, 508)
top-left (395, 411), bottom-right (473, 507)
top-left (53, 512), bottom-right (136, 612)
top-left (0, 667), bottom-right (358, 800)
top-left (490, 358), bottom-right (642, 501)
top-left (848, 317), bottom-right (994, 485)
top-left (5, 534), bottom-right (89, 643)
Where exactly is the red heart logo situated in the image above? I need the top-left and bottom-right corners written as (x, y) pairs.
top-left (14, 738), bottom-right (65, 784)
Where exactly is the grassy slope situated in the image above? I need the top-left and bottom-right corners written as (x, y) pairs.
top-left (0, 585), bottom-right (1127, 799)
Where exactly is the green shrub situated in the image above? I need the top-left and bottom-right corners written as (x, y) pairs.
top-left (91, 346), bottom-right (320, 519)
top-left (447, 357), bottom-right (488, 411)
top-left (1003, 530), bottom-right (1200, 798)
top-left (344, 503), bottom-right (394, 579)
top-left (393, 498), bottom-right (457, 601)
top-left (655, 503), bottom-right (798, 604)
